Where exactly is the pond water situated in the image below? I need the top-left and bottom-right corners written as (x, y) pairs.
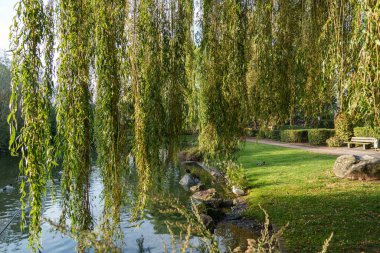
top-left (0, 154), bottom-right (257, 252)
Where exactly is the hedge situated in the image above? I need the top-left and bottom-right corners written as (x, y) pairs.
top-left (268, 130), bottom-right (281, 141)
top-left (308, 129), bottom-right (335, 146)
top-left (280, 130), bottom-right (308, 143)
top-left (354, 127), bottom-right (380, 139)
top-left (256, 129), bottom-right (281, 140)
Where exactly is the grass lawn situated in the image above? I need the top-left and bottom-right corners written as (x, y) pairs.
top-left (238, 142), bottom-right (380, 253)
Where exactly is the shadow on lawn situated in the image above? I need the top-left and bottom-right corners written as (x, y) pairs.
top-left (246, 190), bottom-right (380, 253)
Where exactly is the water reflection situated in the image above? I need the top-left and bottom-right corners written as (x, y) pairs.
top-left (0, 154), bottom-right (255, 252)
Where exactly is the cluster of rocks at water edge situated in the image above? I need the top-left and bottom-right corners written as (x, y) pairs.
top-left (179, 168), bottom-right (253, 232)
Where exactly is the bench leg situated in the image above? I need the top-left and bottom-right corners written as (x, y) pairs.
top-left (363, 144), bottom-right (370, 150)
top-left (347, 143), bottom-right (352, 148)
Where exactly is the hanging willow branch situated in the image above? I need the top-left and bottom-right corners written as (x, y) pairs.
top-left (8, 0), bottom-right (55, 250)
top-left (56, 0), bottom-right (93, 232)
top-left (199, 0), bottom-right (248, 161)
top-left (93, 0), bottom-right (129, 243)
top-left (350, 0), bottom-right (380, 126)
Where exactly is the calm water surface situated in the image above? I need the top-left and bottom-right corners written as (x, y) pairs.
top-left (0, 154), bottom-right (256, 252)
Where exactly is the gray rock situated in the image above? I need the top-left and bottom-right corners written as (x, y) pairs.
top-left (192, 188), bottom-right (217, 201)
top-left (179, 174), bottom-right (200, 188)
top-left (200, 213), bottom-right (214, 230)
top-left (333, 155), bottom-right (380, 180)
top-left (192, 188), bottom-right (222, 208)
top-left (2, 184), bottom-right (14, 192)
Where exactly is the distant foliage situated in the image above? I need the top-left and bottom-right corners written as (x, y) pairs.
top-left (219, 160), bottom-right (248, 189)
top-left (354, 127), bottom-right (380, 139)
top-left (0, 63), bottom-right (11, 151)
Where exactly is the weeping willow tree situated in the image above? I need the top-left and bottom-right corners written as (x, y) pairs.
top-left (8, 0), bottom-right (55, 250)
top-left (199, 0), bottom-right (248, 160)
top-left (8, 0), bottom-right (380, 250)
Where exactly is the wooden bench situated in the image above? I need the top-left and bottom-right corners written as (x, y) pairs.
top-left (344, 137), bottom-right (378, 150)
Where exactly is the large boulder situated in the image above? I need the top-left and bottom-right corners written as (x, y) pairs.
top-left (179, 174), bottom-right (200, 188)
top-left (333, 155), bottom-right (380, 180)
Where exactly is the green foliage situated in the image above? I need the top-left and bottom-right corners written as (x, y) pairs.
top-left (56, 0), bottom-right (93, 234)
top-left (280, 130), bottom-right (308, 143)
top-left (326, 136), bottom-right (344, 147)
top-left (199, 0), bottom-right (248, 161)
top-left (93, 0), bottom-right (128, 236)
top-left (354, 127), bottom-right (380, 139)
top-left (220, 160), bottom-right (248, 190)
top-left (9, 0), bottom-right (55, 250)
top-left (179, 146), bottom-right (204, 162)
top-left (7, 0), bottom-right (380, 251)
top-left (348, 1), bottom-right (380, 126)
top-left (268, 130), bottom-right (281, 141)
top-left (308, 129), bottom-right (335, 146)
top-left (0, 63), bottom-right (11, 151)
top-left (258, 129), bottom-right (281, 141)
top-left (257, 129), bottom-right (268, 139)
top-left (244, 128), bottom-right (258, 137)
top-left (334, 113), bottom-right (353, 142)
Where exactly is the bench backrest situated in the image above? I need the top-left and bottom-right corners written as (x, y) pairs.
top-left (351, 137), bottom-right (377, 142)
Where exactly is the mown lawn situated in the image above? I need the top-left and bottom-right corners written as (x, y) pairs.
top-left (238, 142), bottom-right (380, 253)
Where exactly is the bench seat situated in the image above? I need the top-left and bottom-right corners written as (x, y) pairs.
top-left (344, 137), bottom-right (378, 150)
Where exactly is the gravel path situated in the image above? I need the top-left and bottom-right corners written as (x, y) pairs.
top-left (246, 138), bottom-right (380, 158)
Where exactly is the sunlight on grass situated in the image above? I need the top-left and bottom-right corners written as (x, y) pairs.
top-left (239, 142), bottom-right (380, 253)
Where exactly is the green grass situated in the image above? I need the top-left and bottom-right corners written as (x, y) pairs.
top-left (238, 142), bottom-right (380, 253)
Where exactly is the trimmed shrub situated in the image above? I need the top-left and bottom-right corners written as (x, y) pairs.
top-left (308, 129), bottom-right (335, 146)
top-left (280, 130), bottom-right (308, 143)
top-left (334, 113), bottom-right (353, 141)
top-left (257, 129), bottom-right (281, 140)
top-left (327, 136), bottom-right (344, 147)
top-left (354, 126), bottom-right (380, 139)
top-left (278, 125), bottom-right (309, 130)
